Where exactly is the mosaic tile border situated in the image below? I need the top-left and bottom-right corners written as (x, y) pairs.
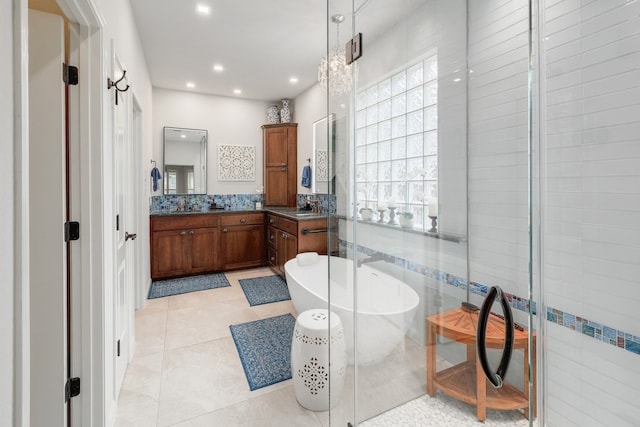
top-left (546, 308), bottom-right (640, 356)
top-left (296, 193), bottom-right (337, 213)
top-left (340, 239), bottom-right (640, 357)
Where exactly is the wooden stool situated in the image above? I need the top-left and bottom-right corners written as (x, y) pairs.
top-left (426, 307), bottom-right (536, 421)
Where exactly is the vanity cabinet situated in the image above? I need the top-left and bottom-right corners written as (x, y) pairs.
top-left (219, 212), bottom-right (266, 271)
top-left (150, 214), bottom-right (219, 279)
top-left (263, 123), bottom-right (297, 207)
top-left (266, 213), bottom-right (330, 276)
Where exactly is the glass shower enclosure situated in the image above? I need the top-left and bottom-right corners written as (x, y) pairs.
top-left (323, 0), bottom-right (537, 425)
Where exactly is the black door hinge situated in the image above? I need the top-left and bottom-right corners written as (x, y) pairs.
top-left (117, 339), bottom-right (121, 357)
top-left (63, 64), bottom-right (79, 85)
top-left (65, 377), bottom-right (81, 402)
top-left (64, 221), bottom-right (80, 242)
top-left (345, 33), bottom-right (363, 65)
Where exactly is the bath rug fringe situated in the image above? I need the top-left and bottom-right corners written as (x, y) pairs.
top-left (229, 313), bottom-right (296, 391)
top-left (239, 275), bottom-right (291, 306)
top-left (148, 273), bottom-right (230, 299)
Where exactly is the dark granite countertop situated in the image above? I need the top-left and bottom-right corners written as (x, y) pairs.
top-left (150, 207), bottom-right (326, 221)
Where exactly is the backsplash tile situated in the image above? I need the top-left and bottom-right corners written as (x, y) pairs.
top-left (150, 193), bottom-right (337, 214)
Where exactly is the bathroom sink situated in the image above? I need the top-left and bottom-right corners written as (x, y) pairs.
top-left (294, 212), bottom-right (317, 217)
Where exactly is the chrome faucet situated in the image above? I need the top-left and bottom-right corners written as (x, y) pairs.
top-left (357, 252), bottom-right (394, 267)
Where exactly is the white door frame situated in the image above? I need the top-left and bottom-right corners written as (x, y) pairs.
top-left (15, 0), bottom-right (108, 425)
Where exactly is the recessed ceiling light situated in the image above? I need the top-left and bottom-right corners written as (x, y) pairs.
top-left (213, 64), bottom-right (224, 72)
top-left (233, 89), bottom-right (242, 95)
top-left (289, 76), bottom-right (299, 84)
top-left (186, 82), bottom-right (195, 88)
top-left (180, 134), bottom-right (186, 138)
top-left (196, 3), bottom-right (210, 16)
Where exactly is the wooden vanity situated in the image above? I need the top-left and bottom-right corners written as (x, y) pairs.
top-left (150, 209), bottom-right (330, 279)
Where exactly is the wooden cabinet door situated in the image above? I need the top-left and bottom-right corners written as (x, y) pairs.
top-left (264, 126), bottom-right (289, 166)
top-left (264, 168), bottom-right (289, 206)
top-left (151, 230), bottom-right (188, 279)
top-left (220, 224), bottom-right (265, 271)
top-left (276, 231), bottom-right (297, 275)
top-left (263, 124), bottom-right (297, 207)
top-left (188, 227), bottom-right (219, 274)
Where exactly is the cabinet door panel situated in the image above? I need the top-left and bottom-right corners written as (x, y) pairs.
top-left (264, 127), bottom-right (289, 166)
top-left (189, 227), bottom-right (219, 274)
top-left (152, 230), bottom-right (187, 279)
top-left (276, 232), bottom-right (297, 275)
top-left (220, 224), bottom-right (265, 271)
top-left (265, 168), bottom-right (289, 206)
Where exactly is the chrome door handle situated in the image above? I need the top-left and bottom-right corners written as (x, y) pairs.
top-left (476, 286), bottom-right (514, 388)
top-left (125, 232), bottom-right (137, 241)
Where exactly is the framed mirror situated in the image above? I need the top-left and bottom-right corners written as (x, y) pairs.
top-left (312, 114), bottom-right (336, 194)
top-left (163, 127), bottom-right (207, 195)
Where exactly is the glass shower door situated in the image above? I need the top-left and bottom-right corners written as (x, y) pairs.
top-left (326, 0), bottom-right (537, 425)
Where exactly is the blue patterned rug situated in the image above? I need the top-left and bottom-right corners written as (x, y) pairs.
top-left (229, 313), bottom-right (295, 391)
top-left (148, 273), bottom-right (230, 299)
top-left (239, 275), bottom-right (291, 306)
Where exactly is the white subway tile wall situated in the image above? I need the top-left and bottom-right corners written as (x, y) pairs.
top-left (542, 0), bottom-right (640, 425)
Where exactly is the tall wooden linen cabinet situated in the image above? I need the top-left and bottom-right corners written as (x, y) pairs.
top-left (262, 123), bottom-right (298, 207)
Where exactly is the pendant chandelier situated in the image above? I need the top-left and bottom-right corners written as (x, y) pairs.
top-left (318, 14), bottom-right (353, 96)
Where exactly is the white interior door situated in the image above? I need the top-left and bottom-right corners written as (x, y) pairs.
top-left (113, 55), bottom-right (134, 396)
top-left (28, 9), bottom-right (67, 427)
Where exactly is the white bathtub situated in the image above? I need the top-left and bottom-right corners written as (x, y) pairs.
top-left (285, 254), bottom-right (419, 365)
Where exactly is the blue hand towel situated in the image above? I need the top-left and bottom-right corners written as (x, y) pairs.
top-left (301, 165), bottom-right (312, 188)
top-left (151, 167), bottom-right (162, 192)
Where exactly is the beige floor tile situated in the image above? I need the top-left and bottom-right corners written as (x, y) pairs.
top-left (164, 300), bottom-right (259, 350)
top-left (135, 309), bottom-right (168, 356)
top-left (251, 299), bottom-right (298, 319)
top-left (170, 386), bottom-right (323, 427)
top-left (157, 337), bottom-right (290, 426)
top-left (167, 285), bottom-right (247, 310)
top-left (115, 352), bottom-right (164, 427)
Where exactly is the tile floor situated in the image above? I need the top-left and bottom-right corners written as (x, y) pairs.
top-left (115, 267), bottom-right (534, 426)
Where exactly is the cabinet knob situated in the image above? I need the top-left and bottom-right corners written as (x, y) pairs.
top-left (223, 228), bottom-right (228, 233)
top-left (269, 219), bottom-right (274, 224)
top-left (189, 230), bottom-right (195, 235)
top-left (280, 163), bottom-right (286, 166)
top-left (281, 167), bottom-right (287, 172)
top-left (269, 234), bottom-right (274, 240)
top-left (270, 257), bottom-right (275, 262)
top-left (180, 231), bottom-right (187, 236)
top-left (240, 218), bottom-right (246, 223)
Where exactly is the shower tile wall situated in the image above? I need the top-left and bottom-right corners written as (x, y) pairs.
top-left (541, 0), bottom-right (640, 425)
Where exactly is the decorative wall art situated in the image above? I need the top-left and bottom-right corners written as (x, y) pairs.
top-left (315, 149), bottom-right (329, 182)
top-left (218, 144), bottom-right (255, 181)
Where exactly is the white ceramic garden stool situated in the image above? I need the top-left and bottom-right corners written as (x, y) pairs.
top-left (291, 309), bottom-right (346, 411)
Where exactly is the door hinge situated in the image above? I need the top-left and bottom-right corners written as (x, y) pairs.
top-left (117, 339), bottom-right (121, 357)
top-left (63, 63), bottom-right (79, 86)
top-left (116, 214), bottom-right (120, 231)
top-left (65, 377), bottom-right (81, 402)
top-left (64, 221), bottom-right (80, 242)
top-left (345, 33), bottom-right (363, 65)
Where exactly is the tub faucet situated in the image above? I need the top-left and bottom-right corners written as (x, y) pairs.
top-left (357, 253), bottom-right (394, 267)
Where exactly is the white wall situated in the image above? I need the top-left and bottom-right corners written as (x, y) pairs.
top-left (152, 88), bottom-right (269, 195)
top-left (2, 0), bottom-right (16, 423)
top-left (541, 1), bottom-right (640, 425)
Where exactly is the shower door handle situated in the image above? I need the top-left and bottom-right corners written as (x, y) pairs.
top-left (476, 286), bottom-right (515, 388)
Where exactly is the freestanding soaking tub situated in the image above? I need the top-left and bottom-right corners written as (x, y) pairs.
top-left (285, 254), bottom-right (420, 365)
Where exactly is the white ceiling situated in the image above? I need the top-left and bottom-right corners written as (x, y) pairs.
top-left (130, 0), bottom-right (427, 102)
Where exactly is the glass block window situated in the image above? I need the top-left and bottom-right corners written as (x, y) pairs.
top-left (355, 53), bottom-right (438, 230)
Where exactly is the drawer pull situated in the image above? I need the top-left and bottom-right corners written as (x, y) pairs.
top-left (189, 230), bottom-right (195, 235)
top-left (223, 228), bottom-right (228, 233)
top-left (240, 218), bottom-right (246, 223)
top-left (180, 231), bottom-right (187, 236)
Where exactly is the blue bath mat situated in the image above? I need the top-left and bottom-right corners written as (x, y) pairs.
top-left (239, 275), bottom-right (291, 306)
top-left (229, 313), bottom-right (295, 391)
top-left (148, 273), bottom-right (230, 299)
